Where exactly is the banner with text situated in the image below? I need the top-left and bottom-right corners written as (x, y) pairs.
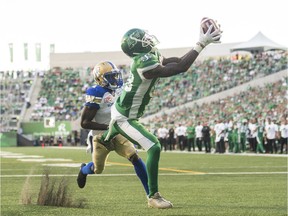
top-left (21, 121), bottom-right (72, 137)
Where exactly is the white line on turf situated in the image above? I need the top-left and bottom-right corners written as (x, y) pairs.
top-left (1, 172), bottom-right (287, 178)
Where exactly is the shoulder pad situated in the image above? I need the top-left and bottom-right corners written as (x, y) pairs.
top-left (85, 85), bottom-right (110, 105)
top-left (134, 53), bottom-right (160, 70)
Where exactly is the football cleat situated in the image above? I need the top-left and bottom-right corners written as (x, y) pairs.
top-left (77, 163), bottom-right (87, 189)
top-left (148, 192), bottom-right (173, 209)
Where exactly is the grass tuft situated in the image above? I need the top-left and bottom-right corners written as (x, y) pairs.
top-left (21, 168), bottom-right (86, 208)
top-left (20, 169), bottom-right (33, 205)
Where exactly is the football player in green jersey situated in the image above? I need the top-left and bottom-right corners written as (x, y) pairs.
top-left (97, 22), bottom-right (222, 208)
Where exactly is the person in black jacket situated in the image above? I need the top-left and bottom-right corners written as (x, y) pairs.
top-left (202, 122), bottom-right (211, 153)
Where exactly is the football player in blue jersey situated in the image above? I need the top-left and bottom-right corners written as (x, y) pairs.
top-left (97, 20), bottom-right (222, 208)
top-left (77, 61), bottom-right (149, 197)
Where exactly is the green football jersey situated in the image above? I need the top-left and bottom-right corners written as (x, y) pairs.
top-left (115, 51), bottom-right (161, 119)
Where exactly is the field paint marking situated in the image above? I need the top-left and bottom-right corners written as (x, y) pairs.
top-left (205, 172), bottom-right (288, 175)
top-left (18, 158), bottom-right (72, 162)
top-left (0, 150), bottom-right (205, 174)
top-left (4, 148), bottom-right (287, 158)
top-left (106, 162), bottom-right (133, 167)
top-left (1, 171), bottom-right (287, 178)
top-left (43, 163), bottom-right (112, 167)
top-left (107, 162), bottom-right (205, 174)
top-left (1, 151), bottom-right (286, 175)
top-left (1, 155), bottom-right (43, 159)
top-left (159, 167), bottom-right (205, 174)
top-left (0, 151), bottom-right (72, 163)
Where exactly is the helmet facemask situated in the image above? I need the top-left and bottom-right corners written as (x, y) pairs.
top-left (138, 31), bottom-right (159, 48)
top-left (126, 29), bottom-right (159, 56)
top-left (102, 71), bottom-right (123, 90)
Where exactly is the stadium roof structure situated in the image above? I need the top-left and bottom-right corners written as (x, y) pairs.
top-left (230, 31), bottom-right (287, 53)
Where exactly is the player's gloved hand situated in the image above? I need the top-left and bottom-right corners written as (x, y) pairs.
top-left (115, 87), bottom-right (123, 97)
top-left (194, 23), bottom-right (222, 53)
top-left (86, 144), bottom-right (92, 154)
top-left (198, 24), bottom-right (222, 47)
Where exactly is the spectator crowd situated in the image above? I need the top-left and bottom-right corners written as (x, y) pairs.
top-left (146, 78), bottom-right (287, 154)
top-left (1, 50), bottom-right (287, 152)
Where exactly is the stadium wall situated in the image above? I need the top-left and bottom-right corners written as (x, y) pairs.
top-left (49, 43), bottom-right (239, 68)
top-left (17, 134), bottom-right (34, 146)
top-left (0, 132), bottom-right (17, 147)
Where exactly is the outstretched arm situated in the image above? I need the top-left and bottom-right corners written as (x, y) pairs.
top-left (144, 49), bottom-right (200, 78)
top-left (162, 57), bottom-right (181, 65)
top-left (144, 24), bottom-right (222, 79)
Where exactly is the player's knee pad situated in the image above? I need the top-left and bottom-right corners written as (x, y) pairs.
top-left (128, 153), bottom-right (140, 163)
top-left (112, 134), bottom-right (127, 145)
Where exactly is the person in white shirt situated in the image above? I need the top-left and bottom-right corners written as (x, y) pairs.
top-left (195, 121), bottom-right (203, 152)
top-left (279, 118), bottom-right (288, 154)
top-left (256, 119), bottom-right (265, 153)
top-left (175, 123), bottom-right (187, 151)
top-left (265, 118), bottom-right (278, 154)
top-left (248, 118), bottom-right (258, 153)
top-left (157, 125), bottom-right (169, 151)
top-left (214, 119), bottom-right (226, 153)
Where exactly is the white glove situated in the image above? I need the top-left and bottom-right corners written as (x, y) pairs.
top-left (199, 24), bottom-right (222, 46)
top-left (194, 23), bottom-right (222, 53)
top-left (86, 130), bottom-right (93, 154)
top-left (86, 144), bottom-right (92, 154)
top-left (115, 87), bottom-right (123, 98)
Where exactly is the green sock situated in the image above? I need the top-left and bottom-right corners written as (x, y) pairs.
top-left (146, 143), bottom-right (161, 197)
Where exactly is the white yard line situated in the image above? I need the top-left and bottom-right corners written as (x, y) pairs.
top-left (1, 171), bottom-right (287, 178)
top-left (1, 150), bottom-right (287, 178)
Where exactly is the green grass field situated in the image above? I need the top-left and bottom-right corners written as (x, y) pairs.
top-left (1, 147), bottom-right (287, 216)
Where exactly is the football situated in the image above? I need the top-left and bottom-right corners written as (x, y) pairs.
top-left (201, 17), bottom-right (220, 35)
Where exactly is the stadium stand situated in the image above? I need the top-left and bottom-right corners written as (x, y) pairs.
top-left (144, 51), bottom-right (287, 116)
top-left (28, 66), bottom-right (129, 122)
top-left (22, 50), bottom-right (287, 124)
top-left (143, 76), bottom-right (287, 127)
top-left (29, 67), bottom-right (89, 121)
top-left (1, 49), bottom-right (287, 150)
top-left (0, 70), bottom-right (36, 132)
